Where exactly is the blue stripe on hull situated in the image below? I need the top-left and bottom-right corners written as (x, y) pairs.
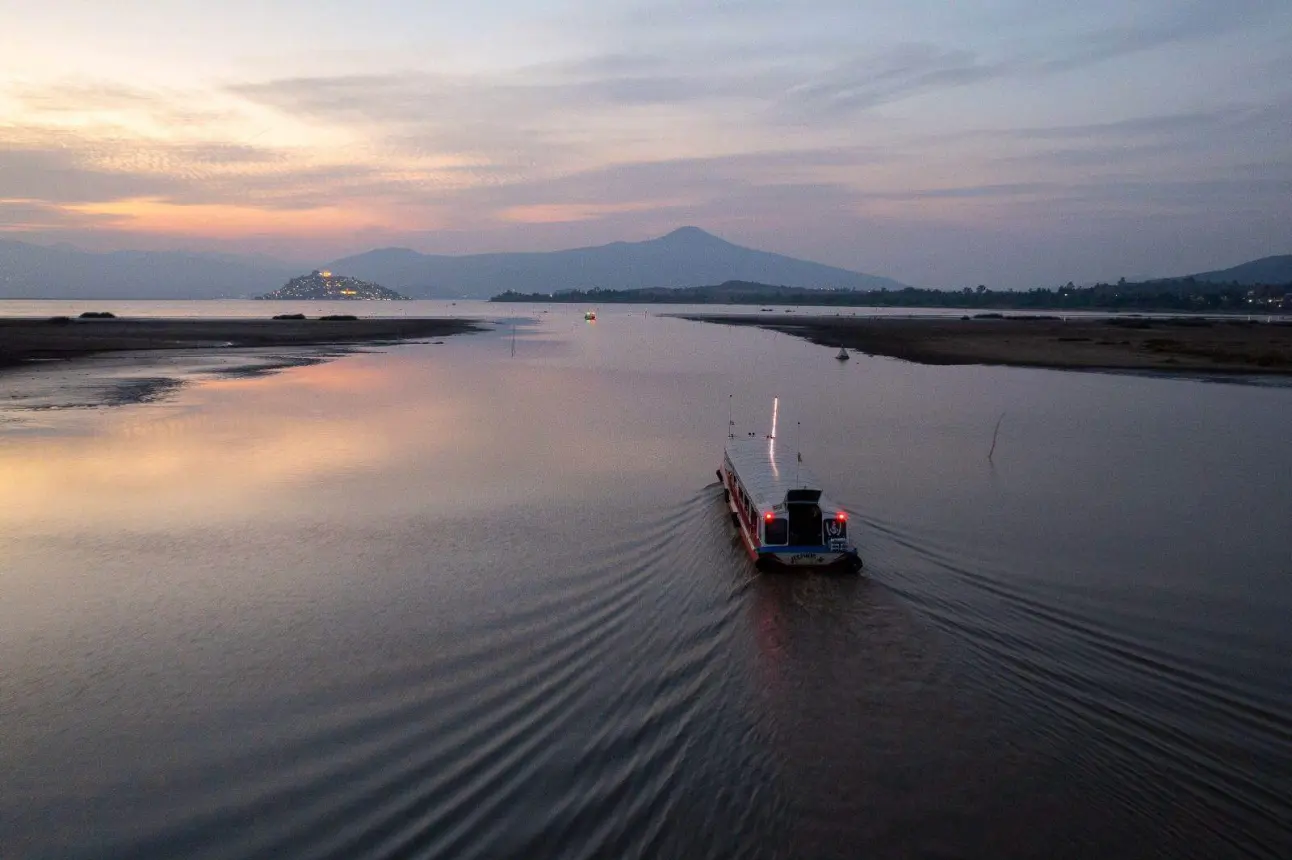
top-left (757, 545), bottom-right (847, 554)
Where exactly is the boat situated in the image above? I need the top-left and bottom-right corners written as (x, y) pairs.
top-left (584, 311), bottom-right (597, 321)
top-left (717, 415), bottom-right (861, 572)
top-left (835, 347), bottom-right (850, 360)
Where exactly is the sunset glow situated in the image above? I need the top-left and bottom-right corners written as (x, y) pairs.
top-left (2, 0), bottom-right (1290, 286)
top-left (65, 199), bottom-right (391, 237)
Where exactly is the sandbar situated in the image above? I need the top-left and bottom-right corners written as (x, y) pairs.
top-left (679, 314), bottom-right (1292, 375)
top-left (0, 317), bottom-right (482, 370)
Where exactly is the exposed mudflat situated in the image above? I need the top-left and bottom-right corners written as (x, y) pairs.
top-left (0, 317), bottom-right (481, 421)
top-left (679, 314), bottom-right (1292, 375)
top-left (0, 316), bottom-right (482, 369)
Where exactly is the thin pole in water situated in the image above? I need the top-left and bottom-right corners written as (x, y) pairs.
top-left (988, 412), bottom-right (1005, 462)
top-left (728, 393), bottom-right (734, 439)
top-left (510, 323), bottom-right (516, 357)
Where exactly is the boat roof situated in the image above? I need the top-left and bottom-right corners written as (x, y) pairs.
top-left (723, 437), bottom-right (843, 512)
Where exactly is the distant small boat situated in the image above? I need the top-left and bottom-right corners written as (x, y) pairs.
top-left (835, 347), bottom-right (850, 361)
top-left (584, 311), bottom-right (597, 321)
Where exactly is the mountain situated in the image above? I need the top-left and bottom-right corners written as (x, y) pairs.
top-left (0, 238), bottom-right (296, 299)
top-left (494, 280), bottom-right (902, 304)
top-left (327, 227), bottom-right (907, 298)
top-left (1188, 255), bottom-right (1292, 286)
top-left (258, 270), bottom-right (408, 300)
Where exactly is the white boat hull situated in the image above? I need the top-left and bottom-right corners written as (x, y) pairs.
top-left (723, 439), bottom-right (863, 573)
top-left (760, 549), bottom-right (855, 568)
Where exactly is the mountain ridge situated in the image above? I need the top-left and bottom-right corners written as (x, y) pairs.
top-left (0, 238), bottom-right (296, 299)
top-left (1, 231), bottom-right (1288, 299)
top-left (1186, 255), bottom-right (1292, 286)
top-left (325, 226), bottom-right (908, 298)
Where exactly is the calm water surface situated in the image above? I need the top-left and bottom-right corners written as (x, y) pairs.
top-left (2, 303), bottom-right (1289, 859)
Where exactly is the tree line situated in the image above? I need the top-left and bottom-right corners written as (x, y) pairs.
top-left (491, 278), bottom-right (1292, 311)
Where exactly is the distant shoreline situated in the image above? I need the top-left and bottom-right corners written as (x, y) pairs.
top-left (678, 314), bottom-right (1292, 375)
top-left (0, 317), bottom-right (482, 370)
top-left (491, 278), bottom-right (1292, 313)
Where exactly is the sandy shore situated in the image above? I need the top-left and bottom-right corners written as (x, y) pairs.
top-left (0, 316), bottom-right (482, 369)
top-left (679, 314), bottom-right (1292, 375)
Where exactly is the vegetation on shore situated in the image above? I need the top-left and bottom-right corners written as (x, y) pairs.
top-left (492, 278), bottom-right (1292, 312)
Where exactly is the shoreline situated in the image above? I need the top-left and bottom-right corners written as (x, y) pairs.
top-left (677, 314), bottom-right (1292, 375)
top-left (0, 317), bottom-right (483, 370)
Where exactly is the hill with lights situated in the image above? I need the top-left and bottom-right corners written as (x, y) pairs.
top-left (257, 270), bottom-right (408, 300)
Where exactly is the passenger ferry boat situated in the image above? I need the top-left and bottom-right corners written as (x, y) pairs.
top-left (718, 418), bottom-right (862, 572)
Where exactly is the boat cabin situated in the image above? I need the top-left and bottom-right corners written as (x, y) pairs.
top-left (719, 436), bottom-right (859, 571)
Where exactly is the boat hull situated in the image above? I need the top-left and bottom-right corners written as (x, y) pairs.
top-left (719, 467), bottom-right (861, 573)
top-left (756, 549), bottom-right (862, 572)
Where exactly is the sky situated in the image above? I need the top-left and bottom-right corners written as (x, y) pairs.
top-left (1, 0), bottom-right (1290, 288)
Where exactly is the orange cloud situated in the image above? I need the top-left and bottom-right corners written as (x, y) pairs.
top-left (499, 199), bottom-right (693, 224)
top-left (64, 197), bottom-right (391, 237)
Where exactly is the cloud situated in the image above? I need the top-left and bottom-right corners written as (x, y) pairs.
top-left (885, 182), bottom-right (1062, 201)
top-left (228, 65), bottom-right (756, 124)
top-left (226, 60), bottom-right (784, 174)
top-left (1036, 0), bottom-right (1285, 73)
top-left (1087, 177), bottom-right (1292, 209)
top-left (993, 143), bottom-right (1179, 169)
top-left (165, 143), bottom-right (284, 166)
top-left (231, 46), bottom-right (1000, 141)
top-left (0, 147), bottom-right (186, 204)
top-left (230, 73), bottom-right (577, 170)
top-left (970, 100), bottom-right (1292, 183)
top-left (0, 139), bottom-right (380, 210)
top-left (450, 147), bottom-right (889, 210)
top-left (0, 198), bottom-right (127, 231)
top-left (774, 45), bottom-right (1004, 118)
top-left (2, 0), bottom-right (1290, 288)
top-left (7, 80), bottom-right (240, 132)
top-left (1000, 105), bottom-right (1279, 141)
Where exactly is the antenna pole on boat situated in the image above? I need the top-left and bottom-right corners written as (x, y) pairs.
top-left (769, 396), bottom-right (778, 439)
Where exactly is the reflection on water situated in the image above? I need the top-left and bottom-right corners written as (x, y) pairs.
top-left (2, 306), bottom-right (1290, 859)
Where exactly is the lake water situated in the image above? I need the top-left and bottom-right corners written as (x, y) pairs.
top-left (2, 301), bottom-right (1289, 859)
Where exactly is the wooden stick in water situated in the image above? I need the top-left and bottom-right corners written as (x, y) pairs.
top-left (988, 412), bottom-right (1005, 462)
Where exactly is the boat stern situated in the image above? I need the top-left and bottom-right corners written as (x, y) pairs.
top-left (755, 545), bottom-right (862, 573)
